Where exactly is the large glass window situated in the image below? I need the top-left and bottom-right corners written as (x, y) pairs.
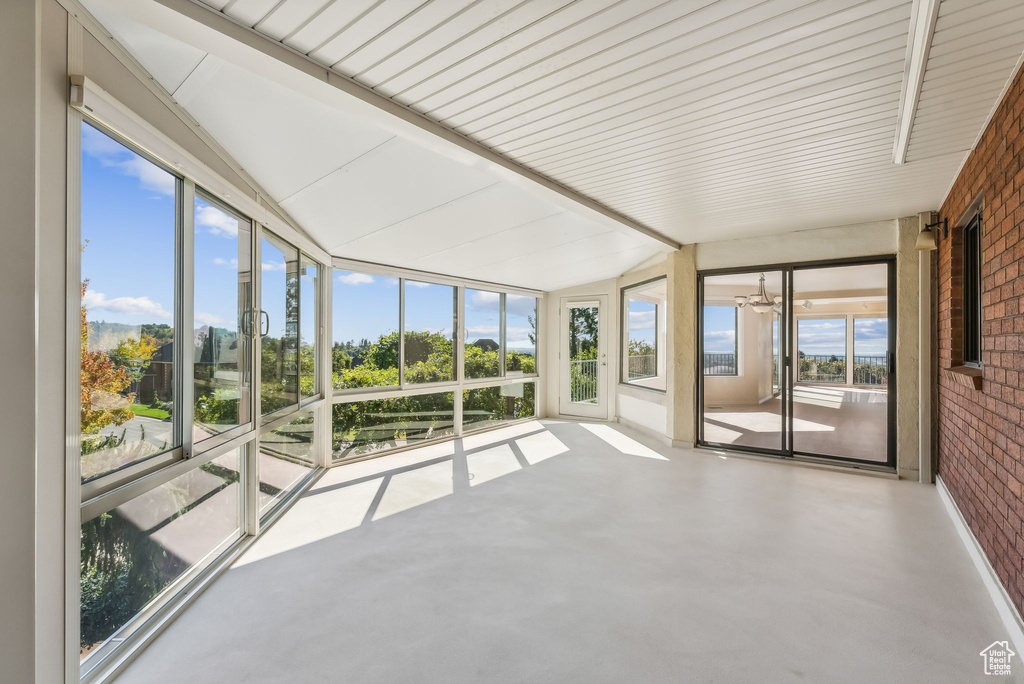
top-left (854, 317), bottom-right (888, 386)
top-left (463, 382), bottom-right (536, 432)
top-left (797, 318), bottom-right (847, 384)
top-left (259, 411), bottom-right (316, 517)
top-left (80, 121), bottom-right (179, 482)
top-left (505, 294), bottom-right (537, 375)
top-left (299, 255), bottom-right (319, 400)
top-left (332, 392), bottom-right (455, 461)
top-left (260, 232), bottom-right (299, 415)
top-left (621, 279), bottom-right (666, 390)
top-left (465, 289), bottom-right (501, 379)
top-left (80, 447), bottom-right (243, 668)
top-left (332, 270), bottom-right (400, 390)
top-left (404, 280), bottom-right (455, 384)
top-left (702, 305), bottom-right (738, 376)
top-left (193, 194), bottom-right (252, 442)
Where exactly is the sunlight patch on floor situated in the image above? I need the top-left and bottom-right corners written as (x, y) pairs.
top-left (580, 423), bottom-right (668, 460)
top-left (234, 477), bottom-right (382, 567)
top-left (467, 443), bottom-right (521, 487)
top-left (515, 430), bottom-right (568, 465)
top-left (373, 460), bottom-right (453, 521)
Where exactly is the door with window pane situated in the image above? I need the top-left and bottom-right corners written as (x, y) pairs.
top-left (260, 232), bottom-right (299, 416)
top-left (193, 192), bottom-right (252, 442)
top-left (560, 297), bottom-right (606, 418)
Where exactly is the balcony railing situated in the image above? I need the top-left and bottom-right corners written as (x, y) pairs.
top-left (853, 355), bottom-right (887, 386)
top-left (703, 352), bottom-right (737, 376)
top-left (570, 358), bottom-right (598, 404)
top-left (627, 354), bottom-right (656, 380)
top-left (799, 354), bottom-right (845, 383)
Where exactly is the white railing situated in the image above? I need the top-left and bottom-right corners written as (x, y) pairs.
top-left (627, 354), bottom-right (656, 380)
top-left (570, 359), bottom-right (598, 404)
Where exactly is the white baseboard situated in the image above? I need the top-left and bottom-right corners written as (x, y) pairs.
top-left (615, 416), bottom-right (674, 448)
top-left (937, 475), bottom-right (1024, 655)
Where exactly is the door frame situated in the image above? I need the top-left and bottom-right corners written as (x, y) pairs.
top-left (559, 295), bottom-right (609, 419)
top-left (697, 255), bottom-right (897, 470)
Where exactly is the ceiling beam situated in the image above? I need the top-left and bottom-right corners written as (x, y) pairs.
top-left (892, 0), bottom-right (941, 165)
top-left (90, 0), bottom-right (681, 252)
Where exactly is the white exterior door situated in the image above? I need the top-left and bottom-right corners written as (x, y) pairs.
top-left (559, 296), bottom-right (607, 418)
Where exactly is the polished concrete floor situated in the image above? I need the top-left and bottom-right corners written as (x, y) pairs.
top-left (704, 385), bottom-right (888, 461)
top-left (117, 420), bottom-right (1007, 683)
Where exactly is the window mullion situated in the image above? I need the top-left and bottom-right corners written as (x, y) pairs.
top-left (499, 293), bottom-right (507, 378)
top-left (180, 179), bottom-right (196, 459)
top-left (398, 278), bottom-right (406, 388)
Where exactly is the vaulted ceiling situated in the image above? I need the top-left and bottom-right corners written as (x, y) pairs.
top-left (85, 0), bottom-right (1024, 285)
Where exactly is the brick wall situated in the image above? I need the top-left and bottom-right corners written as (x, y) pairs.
top-left (937, 61), bottom-right (1024, 616)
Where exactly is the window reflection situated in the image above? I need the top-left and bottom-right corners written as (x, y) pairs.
top-left (80, 448), bottom-right (243, 667)
top-left (259, 411), bottom-right (316, 517)
top-left (463, 382), bottom-right (536, 432)
top-left (332, 392), bottom-right (455, 461)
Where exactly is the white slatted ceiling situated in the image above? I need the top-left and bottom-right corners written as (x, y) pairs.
top-left (84, 1), bottom-right (662, 291)
top-left (199, 0), bottom-right (1024, 245)
top-left (906, 0), bottom-right (1024, 163)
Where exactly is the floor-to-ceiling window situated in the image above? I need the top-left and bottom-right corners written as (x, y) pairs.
top-left (75, 119), bottom-right (325, 680)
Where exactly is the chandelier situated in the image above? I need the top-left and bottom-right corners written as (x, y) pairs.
top-left (734, 273), bottom-right (782, 314)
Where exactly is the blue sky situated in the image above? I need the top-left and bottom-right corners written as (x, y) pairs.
top-left (627, 299), bottom-right (656, 345)
top-left (703, 306), bottom-right (736, 353)
top-left (333, 275), bottom-right (536, 353)
top-left (81, 121), bottom-right (176, 339)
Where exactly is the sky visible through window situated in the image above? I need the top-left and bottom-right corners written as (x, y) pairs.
top-left (703, 306), bottom-right (736, 354)
top-left (628, 299), bottom-right (656, 345)
top-left (82, 122), bottom-right (176, 339)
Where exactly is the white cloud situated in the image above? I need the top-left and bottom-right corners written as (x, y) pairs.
top-left (466, 325), bottom-right (499, 339)
top-left (506, 294), bottom-right (536, 318)
top-left (406, 280), bottom-right (431, 288)
top-left (213, 257), bottom-right (239, 268)
top-left (337, 272), bottom-right (375, 286)
top-left (703, 329), bottom-right (735, 352)
top-left (262, 261), bottom-right (286, 271)
top-left (83, 290), bottom-right (171, 319)
top-left (468, 291), bottom-right (499, 310)
top-left (629, 310), bottom-right (655, 329)
top-left (82, 125), bottom-right (175, 196)
top-left (195, 312), bottom-right (225, 326)
top-left (195, 205), bottom-right (239, 237)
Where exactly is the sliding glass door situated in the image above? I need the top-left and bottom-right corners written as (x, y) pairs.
top-left (698, 259), bottom-right (895, 468)
top-left (700, 271), bottom-right (787, 454)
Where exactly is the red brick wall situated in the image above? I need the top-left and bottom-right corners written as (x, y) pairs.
top-left (937, 61), bottom-right (1024, 616)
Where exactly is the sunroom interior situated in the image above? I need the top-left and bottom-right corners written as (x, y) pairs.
top-left (5, 0), bottom-right (1024, 682)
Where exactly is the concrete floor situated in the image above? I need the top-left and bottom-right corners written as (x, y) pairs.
top-left (117, 420), bottom-right (1009, 683)
top-left (704, 385), bottom-right (888, 462)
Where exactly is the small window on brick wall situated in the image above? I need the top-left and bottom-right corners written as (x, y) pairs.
top-left (963, 212), bottom-right (982, 366)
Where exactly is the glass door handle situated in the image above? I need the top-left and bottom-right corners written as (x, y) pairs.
top-left (259, 310), bottom-right (269, 337)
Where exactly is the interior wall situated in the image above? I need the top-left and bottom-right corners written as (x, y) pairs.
top-left (936, 58), bottom-right (1024, 619)
top-left (1, 2), bottom-right (41, 681)
top-left (615, 256), bottom-right (670, 434)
